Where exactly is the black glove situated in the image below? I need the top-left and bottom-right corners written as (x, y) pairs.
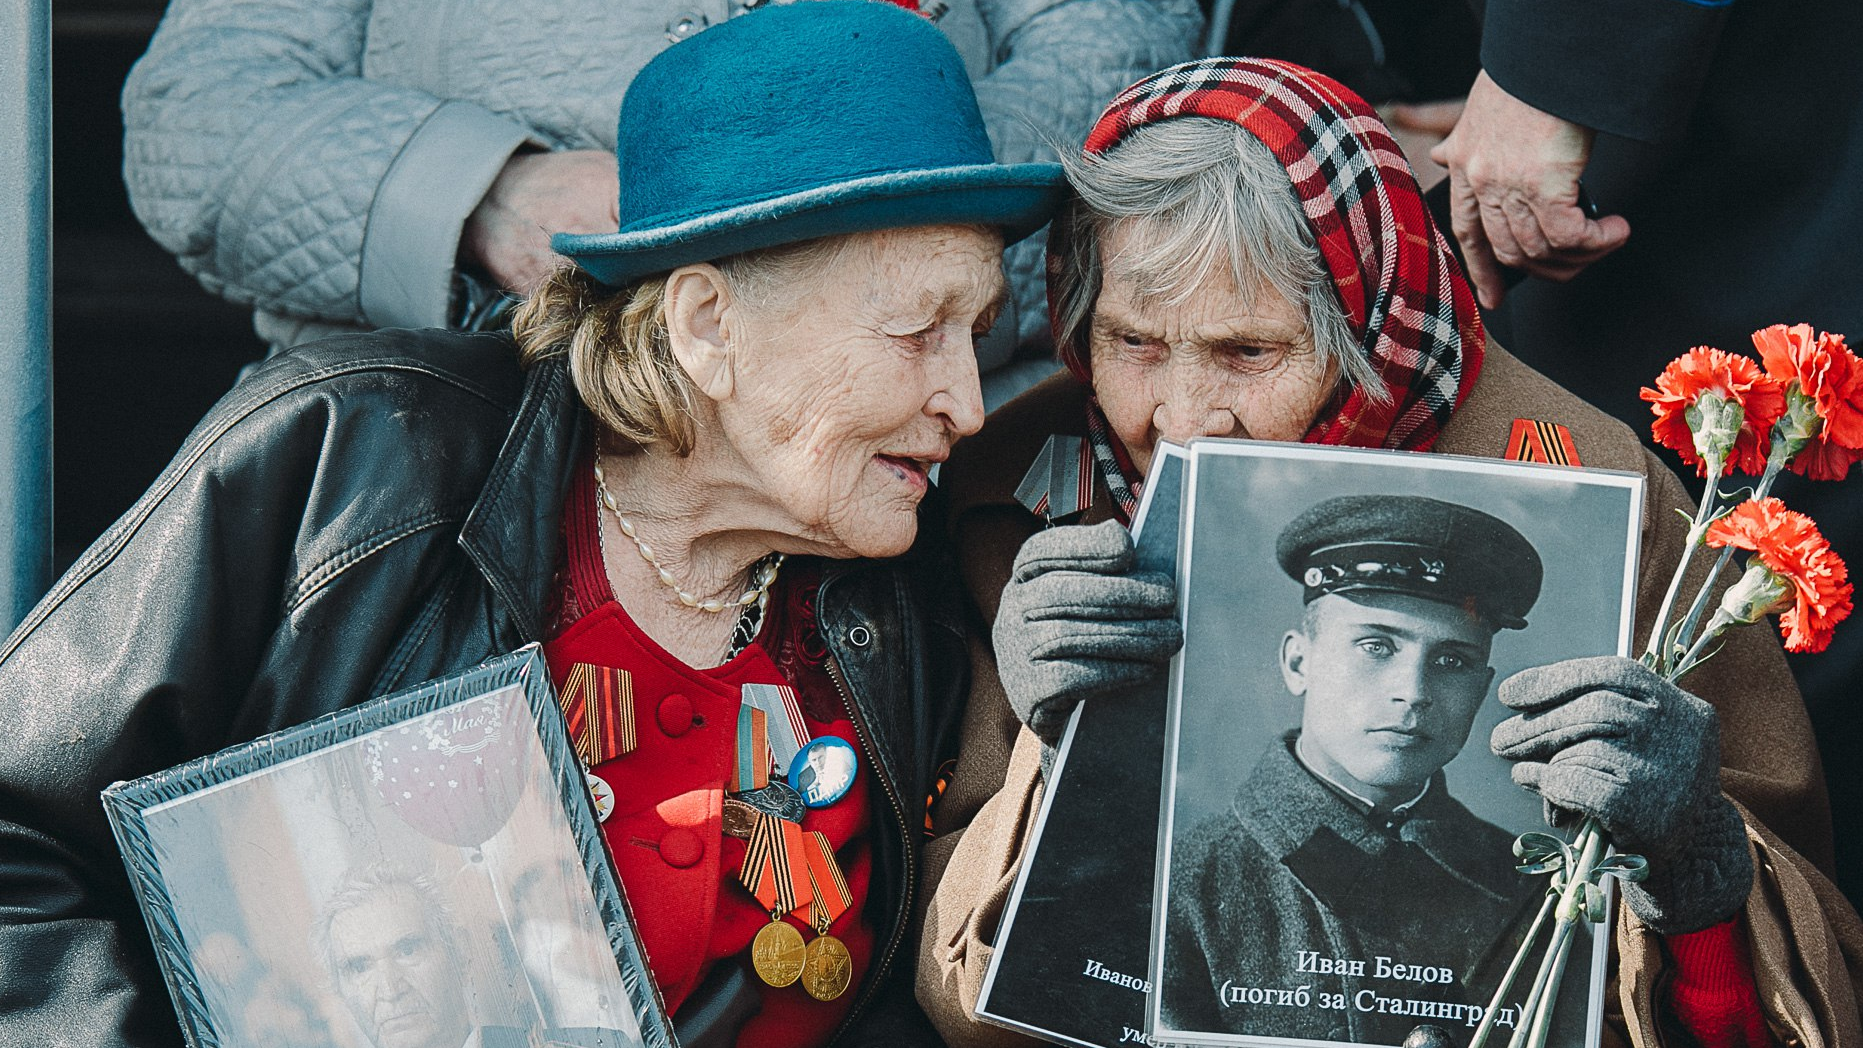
top-left (993, 520), bottom-right (1182, 746)
top-left (1491, 655), bottom-right (1752, 934)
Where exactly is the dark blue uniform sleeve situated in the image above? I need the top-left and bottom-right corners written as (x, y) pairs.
top-left (1479, 0), bottom-right (1733, 143)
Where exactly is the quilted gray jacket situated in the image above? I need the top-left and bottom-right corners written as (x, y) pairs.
top-left (121, 0), bottom-right (1202, 383)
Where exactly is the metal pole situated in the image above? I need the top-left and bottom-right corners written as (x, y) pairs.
top-left (0, 0), bottom-right (54, 634)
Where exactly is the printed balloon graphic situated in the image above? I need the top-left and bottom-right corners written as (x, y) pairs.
top-left (367, 687), bottom-right (533, 847)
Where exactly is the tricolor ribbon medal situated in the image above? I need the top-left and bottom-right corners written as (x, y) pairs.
top-left (559, 663), bottom-right (637, 822)
top-left (800, 830), bottom-right (855, 1001)
top-left (1014, 435), bottom-right (1094, 523)
top-left (739, 813), bottom-right (814, 988)
top-left (741, 683), bottom-right (811, 774)
top-left (730, 704), bottom-right (772, 793)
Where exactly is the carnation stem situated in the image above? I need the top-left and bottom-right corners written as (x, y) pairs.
top-left (1673, 448), bottom-right (1787, 653)
top-left (1673, 546), bottom-right (1735, 658)
top-left (1500, 822), bottom-right (1605, 1048)
top-left (1505, 919), bottom-right (1579, 1048)
top-left (1556, 820), bottom-right (1607, 923)
top-left (1467, 891), bottom-right (1560, 1048)
top-left (1674, 613), bottom-right (1735, 680)
top-left (1644, 454), bottom-right (1725, 671)
top-left (1756, 457), bottom-right (1786, 500)
top-left (1504, 917), bottom-right (1572, 1048)
top-left (1524, 921), bottom-right (1579, 1048)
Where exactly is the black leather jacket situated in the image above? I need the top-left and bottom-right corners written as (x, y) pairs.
top-left (0, 329), bottom-right (967, 1047)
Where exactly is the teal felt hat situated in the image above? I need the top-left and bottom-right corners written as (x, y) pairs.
top-left (552, 0), bottom-right (1066, 286)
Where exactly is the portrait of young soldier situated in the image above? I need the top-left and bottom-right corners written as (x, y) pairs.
top-left (1160, 494), bottom-right (1554, 1043)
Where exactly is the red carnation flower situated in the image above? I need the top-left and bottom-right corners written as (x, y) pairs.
top-left (1752, 323), bottom-right (1863, 480)
top-left (1706, 498), bottom-right (1853, 653)
top-left (1640, 346), bottom-right (1785, 476)
top-left (1789, 437), bottom-right (1863, 483)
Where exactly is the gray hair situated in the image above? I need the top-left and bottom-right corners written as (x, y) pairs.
top-left (1051, 117), bottom-right (1383, 401)
top-left (511, 235), bottom-right (852, 455)
top-left (310, 861), bottom-right (465, 988)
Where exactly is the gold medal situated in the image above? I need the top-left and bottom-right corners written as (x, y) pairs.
top-left (798, 830), bottom-right (854, 1000)
top-left (751, 918), bottom-right (806, 988)
top-left (800, 933), bottom-right (852, 1001)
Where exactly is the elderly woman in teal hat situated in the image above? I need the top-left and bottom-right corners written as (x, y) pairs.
top-left (0, 4), bottom-right (1062, 1046)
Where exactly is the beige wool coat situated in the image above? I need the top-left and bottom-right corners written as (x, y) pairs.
top-left (916, 344), bottom-right (1863, 1048)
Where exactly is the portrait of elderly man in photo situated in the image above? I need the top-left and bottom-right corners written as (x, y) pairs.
top-left (1158, 494), bottom-right (1549, 1043)
top-left (315, 864), bottom-right (484, 1048)
top-left (315, 863), bottom-right (626, 1048)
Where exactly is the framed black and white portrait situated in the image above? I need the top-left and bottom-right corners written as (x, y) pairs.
top-left (103, 646), bottom-right (674, 1048)
top-left (974, 441), bottom-right (1189, 1048)
top-left (1149, 442), bottom-right (1642, 1048)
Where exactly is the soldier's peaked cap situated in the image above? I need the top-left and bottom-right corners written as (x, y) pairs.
top-left (1274, 495), bottom-right (1543, 630)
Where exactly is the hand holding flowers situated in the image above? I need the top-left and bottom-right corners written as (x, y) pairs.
top-left (1464, 324), bottom-right (1857, 1048)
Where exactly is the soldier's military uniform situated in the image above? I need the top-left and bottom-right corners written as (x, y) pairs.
top-left (1160, 738), bottom-right (1534, 1042)
top-left (1161, 495), bottom-right (1550, 1041)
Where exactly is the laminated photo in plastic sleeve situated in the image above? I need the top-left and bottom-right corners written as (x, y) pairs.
top-left (103, 645), bottom-right (675, 1048)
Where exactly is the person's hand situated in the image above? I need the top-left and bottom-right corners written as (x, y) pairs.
top-left (993, 520), bottom-right (1182, 745)
top-left (1428, 71), bottom-right (1631, 308)
top-left (462, 149), bottom-right (619, 294)
top-left (1492, 656), bottom-right (1752, 934)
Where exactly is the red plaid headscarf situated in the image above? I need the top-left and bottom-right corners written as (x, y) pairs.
top-left (1059, 58), bottom-right (1484, 456)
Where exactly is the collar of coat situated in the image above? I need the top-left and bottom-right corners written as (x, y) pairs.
top-left (458, 355), bottom-right (589, 642)
top-left (1230, 735), bottom-right (1524, 904)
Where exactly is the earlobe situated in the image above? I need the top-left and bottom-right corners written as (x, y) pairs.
top-left (665, 264), bottom-right (735, 401)
top-left (1280, 630), bottom-right (1308, 696)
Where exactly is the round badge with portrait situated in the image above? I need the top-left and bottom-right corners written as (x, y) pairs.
top-left (788, 736), bottom-right (858, 809)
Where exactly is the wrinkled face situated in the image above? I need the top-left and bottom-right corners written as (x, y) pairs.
top-left (1281, 592), bottom-right (1496, 805)
top-left (328, 889), bottom-right (469, 1048)
top-left (1086, 221), bottom-right (1337, 476)
top-left (719, 225), bottom-right (1001, 558)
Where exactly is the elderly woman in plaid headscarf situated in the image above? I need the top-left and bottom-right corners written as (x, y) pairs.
top-left (917, 59), bottom-right (1862, 1048)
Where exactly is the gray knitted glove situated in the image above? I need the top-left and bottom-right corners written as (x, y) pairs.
top-left (1491, 655), bottom-right (1753, 934)
top-left (994, 520), bottom-right (1183, 746)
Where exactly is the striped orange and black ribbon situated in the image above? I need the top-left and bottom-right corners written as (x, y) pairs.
top-left (802, 830), bottom-right (852, 933)
top-left (560, 663), bottom-right (638, 767)
top-left (924, 757), bottom-right (957, 837)
top-left (1506, 418), bottom-right (1582, 467)
top-left (740, 813), bottom-right (813, 917)
top-left (743, 683), bottom-right (811, 774)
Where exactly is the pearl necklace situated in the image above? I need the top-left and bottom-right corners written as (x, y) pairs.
top-left (593, 459), bottom-right (784, 613)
